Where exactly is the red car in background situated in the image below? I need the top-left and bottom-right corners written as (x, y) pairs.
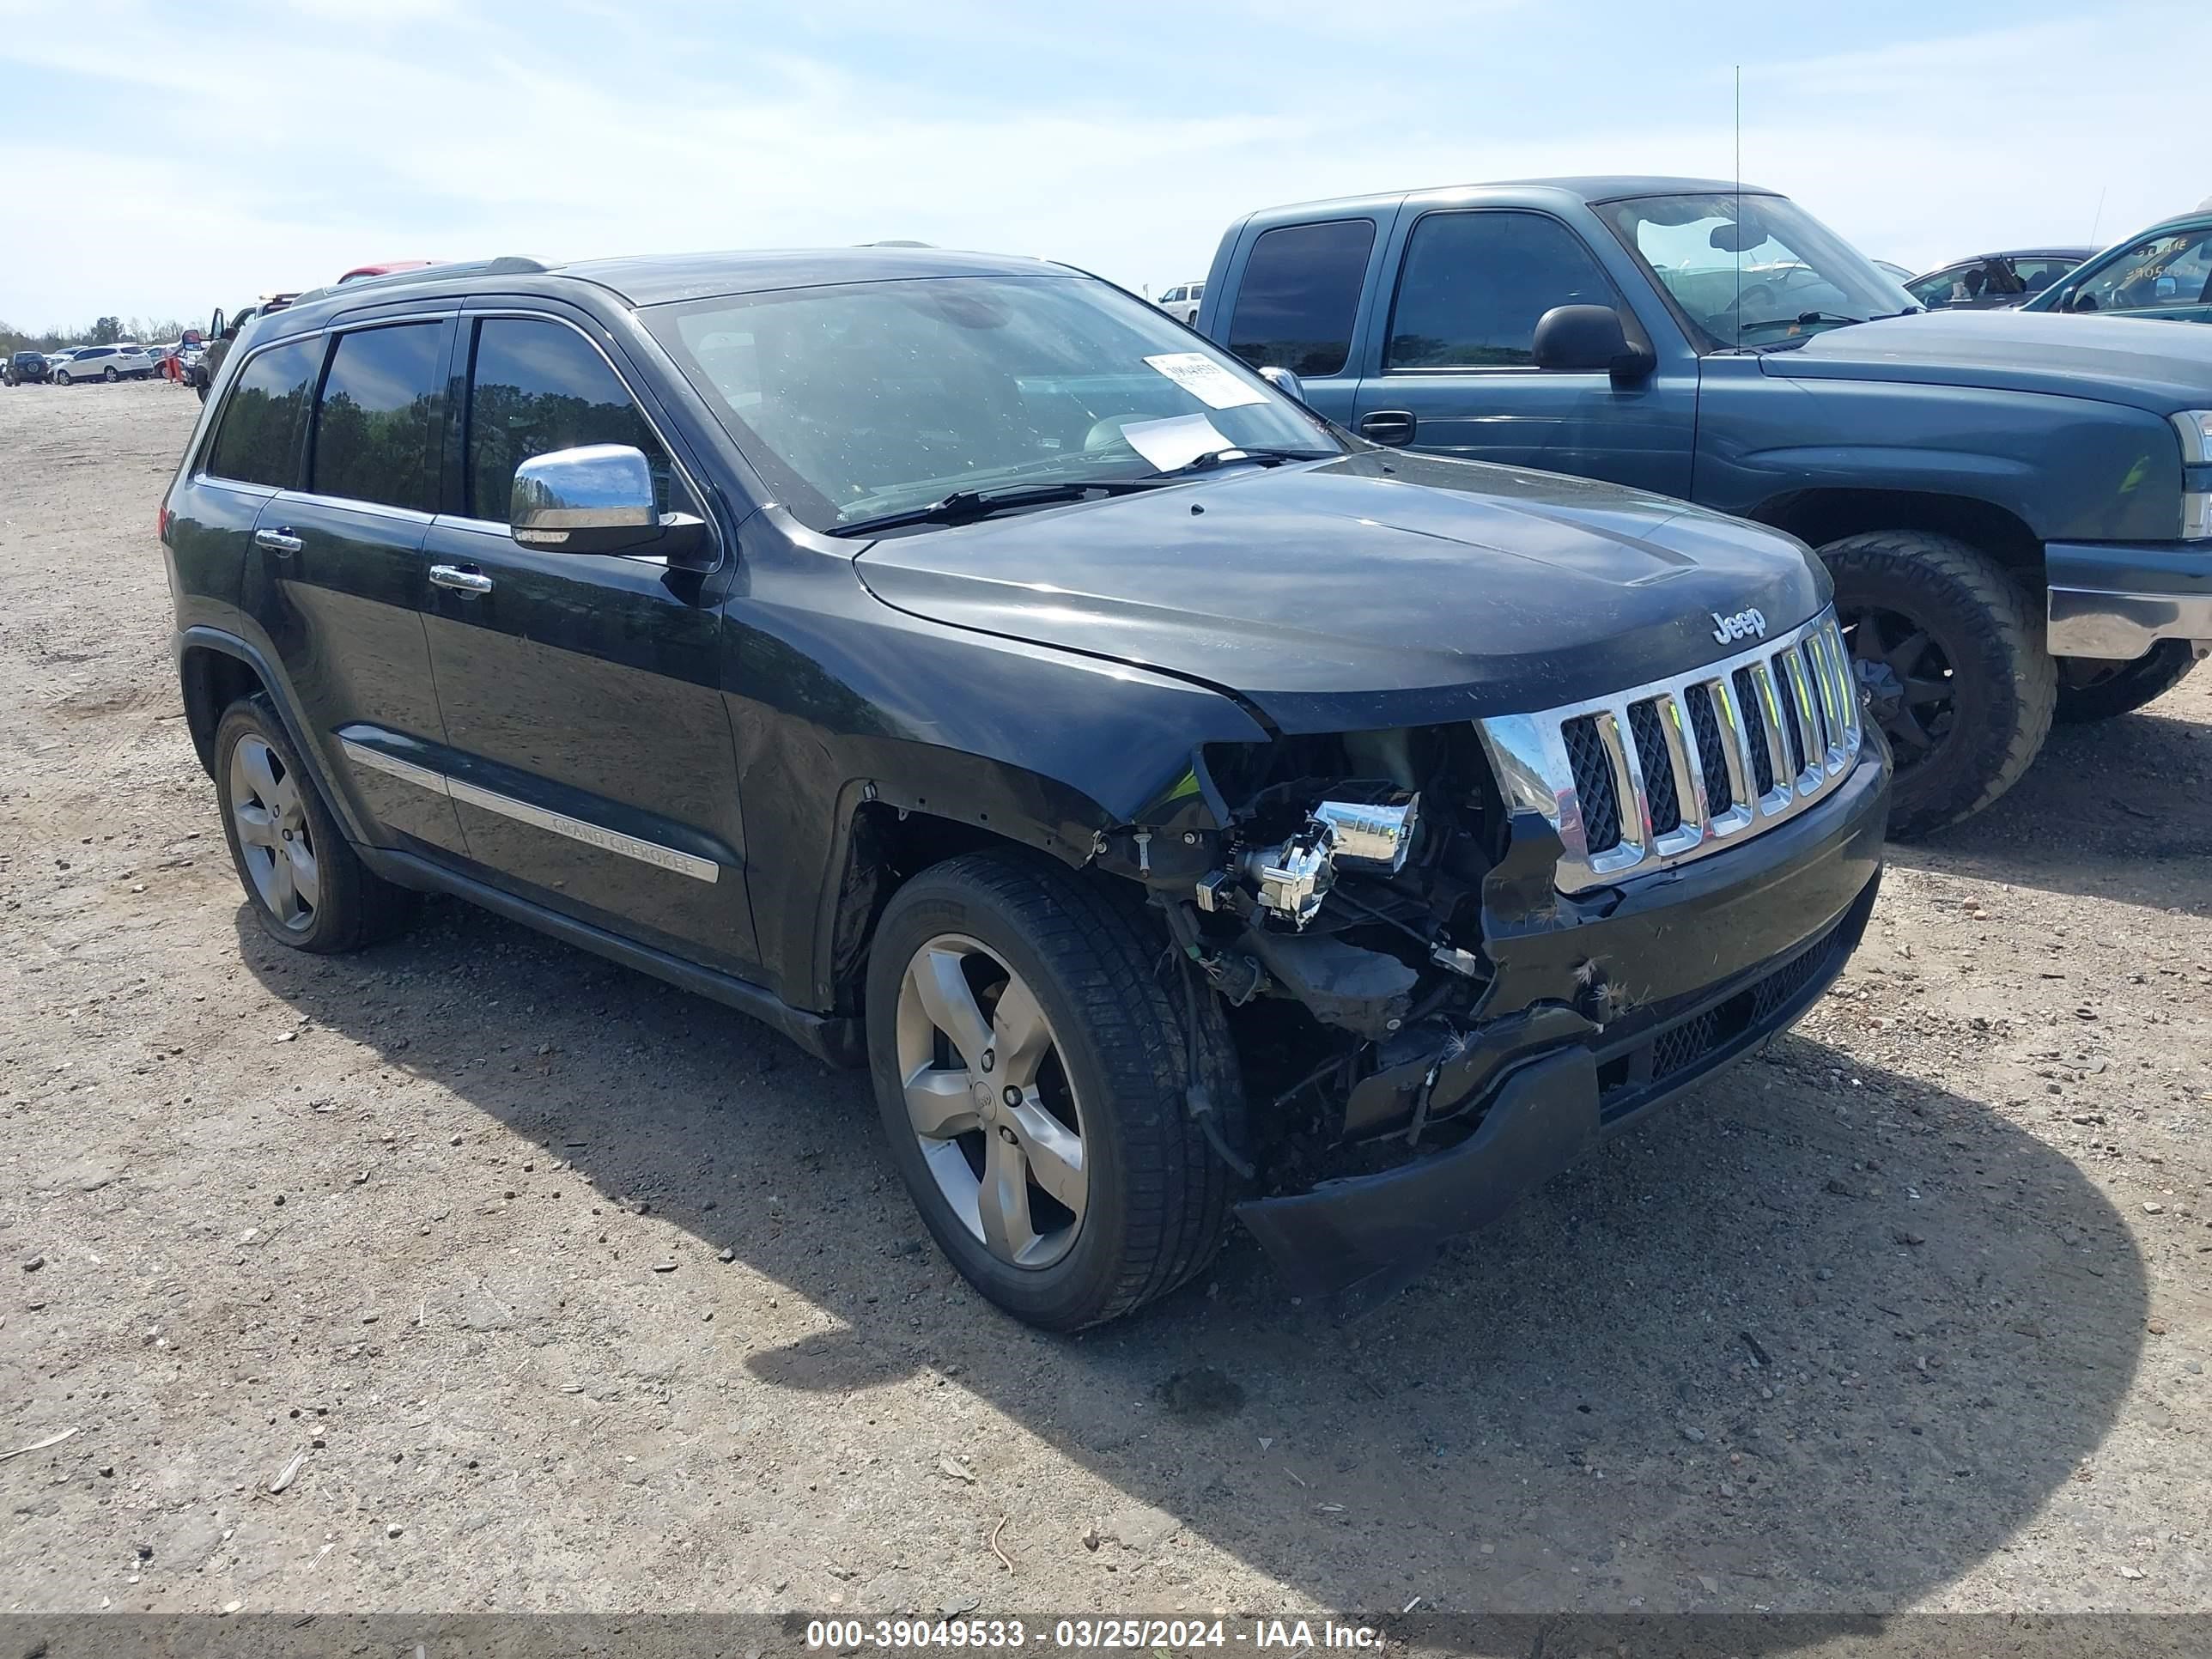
top-left (336, 260), bottom-right (437, 284)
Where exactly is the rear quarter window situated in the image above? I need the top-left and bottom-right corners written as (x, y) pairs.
top-left (1227, 218), bottom-right (1376, 379)
top-left (205, 337), bottom-right (323, 489)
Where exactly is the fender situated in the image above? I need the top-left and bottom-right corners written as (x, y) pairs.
top-left (1698, 369), bottom-right (2187, 545)
top-left (175, 624), bottom-right (379, 847)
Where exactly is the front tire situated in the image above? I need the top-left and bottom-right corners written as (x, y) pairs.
top-left (1819, 530), bottom-right (2056, 838)
top-left (865, 853), bottom-right (1240, 1331)
top-left (2053, 642), bottom-right (2198, 723)
top-left (53, 370), bottom-right (70, 386)
top-left (103, 365), bottom-right (119, 382)
top-left (213, 697), bottom-right (417, 953)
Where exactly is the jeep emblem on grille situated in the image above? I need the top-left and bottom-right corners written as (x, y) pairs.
top-left (1711, 607), bottom-right (1768, 645)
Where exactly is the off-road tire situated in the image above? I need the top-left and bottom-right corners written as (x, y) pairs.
top-left (2052, 641), bottom-right (2198, 724)
top-left (213, 696), bottom-right (418, 952)
top-left (1819, 530), bottom-right (2056, 838)
top-left (865, 851), bottom-right (1243, 1331)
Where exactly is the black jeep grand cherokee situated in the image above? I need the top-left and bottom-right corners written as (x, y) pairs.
top-left (161, 247), bottom-right (1888, 1329)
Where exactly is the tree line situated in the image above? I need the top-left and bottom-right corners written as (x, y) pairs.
top-left (1, 314), bottom-right (199, 356)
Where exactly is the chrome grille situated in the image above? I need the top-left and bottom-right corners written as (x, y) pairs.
top-left (1476, 606), bottom-right (1863, 893)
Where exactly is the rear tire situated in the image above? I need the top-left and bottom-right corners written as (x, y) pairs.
top-left (865, 852), bottom-right (1241, 1331)
top-left (213, 696), bottom-right (418, 953)
top-left (1819, 530), bottom-right (2055, 838)
top-left (2052, 642), bottom-right (2198, 723)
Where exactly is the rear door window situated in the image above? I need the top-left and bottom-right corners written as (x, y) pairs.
top-left (1226, 218), bottom-right (1376, 379)
top-left (205, 337), bottom-right (322, 488)
top-left (308, 323), bottom-right (445, 513)
top-left (464, 317), bottom-right (684, 521)
top-left (1387, 210), bottom-right (1624, 369)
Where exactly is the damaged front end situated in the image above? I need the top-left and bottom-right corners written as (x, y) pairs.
top-left (1090, 701), bottom-right (1888, 1299)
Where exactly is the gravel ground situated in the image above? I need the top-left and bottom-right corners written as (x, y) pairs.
top-left (2, 384), bottom-right (2208, 1620)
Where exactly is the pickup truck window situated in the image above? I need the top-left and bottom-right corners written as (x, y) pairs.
top-left (205, 337), bottom-right (322, 489)
top-left (1226, 218), bottom-right (1375, 379)
top-left (653, 274), bottom-right (1334, 533)
top-left (2069, 229), bottom-right (2212, 313)
top-left (1595, 191), bottom-right (1910, 349)
top-left (1387, 211), bottom-right (1623, 370)
top-left (309, 323), bottom-right (443, 514)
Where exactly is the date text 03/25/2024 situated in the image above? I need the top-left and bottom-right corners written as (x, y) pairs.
top-left (804, 1618), bottom-right (1383, 1651)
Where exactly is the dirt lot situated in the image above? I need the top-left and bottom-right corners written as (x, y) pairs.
top-left (2, 383), bottom-right (2208, 1621)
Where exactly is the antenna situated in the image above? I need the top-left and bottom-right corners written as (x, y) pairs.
top-left (2089, 185), bottom-right (2107, 246)
top-left (1734, 64), bottom-right (1744, 349)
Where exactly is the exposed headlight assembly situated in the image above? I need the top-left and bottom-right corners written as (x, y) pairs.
top-left (1228, 792), bottom-right (1420, 929)
top-left (2178, 411), bottom-right (2212, 539)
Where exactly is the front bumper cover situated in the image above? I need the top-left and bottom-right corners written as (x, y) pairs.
top-left (1235, 741), bottom-right (1887, 1297)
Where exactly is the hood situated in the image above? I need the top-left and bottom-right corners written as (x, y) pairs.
top-left (1765, 309), bottom-right (2212, 414)
top-left (852, 450), bottom-right (1828, 732)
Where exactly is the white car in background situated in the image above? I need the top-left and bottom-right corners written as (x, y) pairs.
top-left (51, 344), bottom-right (155, 384)
top-left (1157, 280), bottom-right (1206, 325)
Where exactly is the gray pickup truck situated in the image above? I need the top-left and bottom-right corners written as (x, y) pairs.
top-left (1197, 177), bottom-right (2212, 835)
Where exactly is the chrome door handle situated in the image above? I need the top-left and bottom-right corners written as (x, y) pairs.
top-left (429, 564), bottom-right (494, 596)
top-left (253, 526), bottom-right (302, 555)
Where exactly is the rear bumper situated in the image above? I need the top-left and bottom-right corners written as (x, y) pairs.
top-left (2046, 538), bottom-right (2212, 657)
top-left (1235, 742), bottom-right (1886, 1297)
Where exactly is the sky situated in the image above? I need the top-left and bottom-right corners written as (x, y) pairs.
top-left (1, 0), bottom-right (2207, 331)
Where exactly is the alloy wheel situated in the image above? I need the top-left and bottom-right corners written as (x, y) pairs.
top-left (1839, 602), bottom-right (1957, 769)
top-left (896, 933), bottom-right (1086, 1269)
top-left (228, 735), bottom-right (319, 931)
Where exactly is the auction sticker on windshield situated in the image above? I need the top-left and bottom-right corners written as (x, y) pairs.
top-left (1119, 412), bottom-right (1231, 471)
top-left (1143, 351), bottom-right (1268, 410)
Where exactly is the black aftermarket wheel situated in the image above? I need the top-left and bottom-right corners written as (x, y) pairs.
top-left (864, 852), bottom-right (1241, 1331)
top-left (1819, 530), bottom-right (2055, 838)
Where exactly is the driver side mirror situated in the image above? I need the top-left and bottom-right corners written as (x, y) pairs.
top-left (1532, 305), bottom-right (1656, 381)
top-left (1258, 364), bottom-right (1308, 403)
top-left (511, 444), bottom-right (708, 562)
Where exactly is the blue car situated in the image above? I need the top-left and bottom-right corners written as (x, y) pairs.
top-left (2021, 210), bottom-right (2212, 326)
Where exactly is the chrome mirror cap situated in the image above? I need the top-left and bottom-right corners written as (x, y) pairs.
top-left (511, 444), bottom-right (658, 552)
top-left (1258, 364), bottom-right (1307, 404)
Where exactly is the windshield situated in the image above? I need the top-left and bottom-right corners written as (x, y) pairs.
top-left (1595, 191), bottom-right (1917, 350)
top-left (647, 273), bottom-right (1340, 533)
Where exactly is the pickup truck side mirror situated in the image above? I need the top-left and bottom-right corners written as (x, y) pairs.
top-left (1258, 364), bottom-right (1308, 404)
top-left (1532, 305), bottom-right (1656, 382)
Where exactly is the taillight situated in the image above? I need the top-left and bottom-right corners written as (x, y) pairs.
top-left (157, 503), bottom-right (173, 544)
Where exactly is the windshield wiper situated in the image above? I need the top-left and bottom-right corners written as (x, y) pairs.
top-left (831, 478), bottom-right (1163, 537)
top-left (1736, 310), bottom-right (1868, 340)
top-left (1156, 446), bottom-right (1337, 477)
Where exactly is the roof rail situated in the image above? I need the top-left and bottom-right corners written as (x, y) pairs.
top-left (288, 255), bottom-right (556, 310)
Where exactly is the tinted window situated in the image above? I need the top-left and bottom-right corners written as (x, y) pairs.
top-left (205, 337), bottom-right (321, 488)
top-left (1388, 211), bottom-right (1621, 369)
top-left (466, 318), bottom-right (676, 520)
top-left (309, 323), bottom-right (443, 512)
top-left (1227, 219), bottom-right (1376, 379)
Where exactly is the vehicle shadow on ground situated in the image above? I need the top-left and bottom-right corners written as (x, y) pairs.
top-left (242, 906), bottom-right (2144, 1622)
top-left (1893, 706), bottom-right (2211, 911)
